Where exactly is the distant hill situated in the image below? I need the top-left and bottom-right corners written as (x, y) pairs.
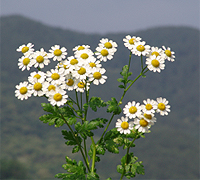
top-left (1, 15), bottom-right (199, 179)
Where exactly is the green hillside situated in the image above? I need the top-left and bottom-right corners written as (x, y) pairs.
top-left (1, 15), bottom-right (199, 179)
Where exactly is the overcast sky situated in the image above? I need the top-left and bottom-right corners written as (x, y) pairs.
top-left (1, 0), bottom-right (199, 34)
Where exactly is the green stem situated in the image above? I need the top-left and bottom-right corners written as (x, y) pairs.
top-left (90, 136), bottom-right (96, 172)
top-left (55, 106), bottom-right (90, 172)
top-left (98, 113), bottom-right (115, 144)
top-left (75, 91), bottom-right (80, 109)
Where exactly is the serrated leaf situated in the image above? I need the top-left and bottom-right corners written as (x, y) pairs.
top-left (96, 144), bottom-right (105, 155)
top-left (107, 97), bottom-right (122, 115)
top-left (72, 145), bottom-right (80, 153)
top-left (87, 172), bottom-right (99, 180)
top-left (62, 130), bottom-right (82, 146)
top-left (56, 157), bottom-right (86, 180)
top-left (89, 97), bottom-right (107, 112)
top-left (105, 139), bottom-right (119, 154)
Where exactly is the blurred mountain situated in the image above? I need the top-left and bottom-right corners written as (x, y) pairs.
top-left (1, 15), bottom-right (199, 179)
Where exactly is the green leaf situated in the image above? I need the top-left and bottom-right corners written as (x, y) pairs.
top-left (41, 103), bottom-right (56, 113)
top-left (55, 157), bottom-right (86, 180)
top-left (117, 78), bottom-right (125, 83)
top-left (107, 97), bottom-right (121, 115)
top-left (87, 172), bottom-right (99, 180)
top-left (72, 145), bottom-right (80, 153)
top-left (118, 85), bottom-right (125, 88)
top-left (106, 178), bottom-right (112, 180)
top-left (96, 144), bottom-right (105, 155)
top-left (105, 139), bottom-right (119, 154)
top-left (62, 130), bottom-right (82, 146)
top-left (89, 97), bottom-right (107, 112)
top-left (117, 165), bottom-right (123, 174)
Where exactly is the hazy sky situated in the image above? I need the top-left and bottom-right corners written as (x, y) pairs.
top-left (1, 0), bottom-right (199, 34)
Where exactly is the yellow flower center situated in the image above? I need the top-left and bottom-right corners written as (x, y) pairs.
top-left (101, 49), bottom-right (108, 56)
top-left (89, 62), bottom-right (96, 68)
top-left (53, 93), bottom-right (62, 101)
top-left (158, 103), bottom-right (166, 111)
top-left (34, 74), bottom-right (41, 79)
top-left (104, 42), bottom-right (112, 49)
top-left (63, 65), bottom-right (68, 69)
top-left (70, 59), bottom-right (78, 65)
top-left (66, 79), bottom-right (74, 86)
top-left (21, 46), bottom-right (29, 53)
top-left (48, 85), bottom-right (56, 91)
top-left (129, 38), bottom-right (135, 45)
top-left (54, 49), bottom-right (62, 56)
top-left (78, 67), bottom-right (86, 75)
top-left (78, 82), bottom-right (85, 88)
top-left (139, 119), bottom-right (148, 127)
top-left (136, 45), bottom-right (145, 52)
top-left (23, 58), bottom-right (30, 65)
top-left (19, 87), bottom-right (27, 94)
top-left (144, 113), bottom-right (152, 120)
top-left (93, 72), bottom-right (102, 79)
top-left (36, 55), bottom-right (44, 63)
top-left (121, 121), bottom-right (129, 129)
top-left (129, 106), bottom-right (137, 114)
top-left (34, 82), bottom-right (42, 91)
top-left (145, 104), bottom-right (153, 110)
top-left (151, 51), bottom-right (160, 57)
top-left (80, 53), bottom-right (89, 59)
top-left (51, 73), bottom-right (60, 80)
top-left (165, 50), bottom-right (171, 57)
top-left (78, 46), bottom-right (85, 51)
top-left (151, 59), bottom-right (160, 67)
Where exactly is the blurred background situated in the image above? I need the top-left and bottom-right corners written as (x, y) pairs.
top-left (1, 0), bottom-right (199, 179)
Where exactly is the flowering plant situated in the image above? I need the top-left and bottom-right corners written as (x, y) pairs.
top-left (15, 35), bottom-right (175, 179)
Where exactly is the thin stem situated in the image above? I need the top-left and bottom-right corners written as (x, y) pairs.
top-left (98, 113), bottom-right (115, 144)
top-left (90, 136), bottom-right (96, 172)
top-left (55, 106), bottom-right (90, 172)
top-left (75, 91), bottom-right (80, 109)
top-left (141, 55), bottom-right (143, 70)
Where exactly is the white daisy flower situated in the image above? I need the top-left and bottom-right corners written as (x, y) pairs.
top-left (61, 73), bottom-right (78, 91)
top-left (49, 45), bottom-right (67, 61)
top-left (15, 81), bottom-right (33, 100)
top-left (72, 65), bottom-right (90, 80)
top-left (141, 98), bottom-right (157, 114)
top-left (146, 55), bottom-right (165, 73)
top-left (143, 113), bottom-right (157, 123)
top-left (88, 59), bottom-right (102, 71)
top-left (46, 68), bottom-right (65, 85)
top-left (147, 46), bottom-right (164, 58)
top-left (134, 116), bottom-right (154, 133)
top-left (115, 116), bottom-right (134, 134)
top-left (123, 35), bottom-right (142, 50)
top-left (98, 38), bottom-right (118, 53)
top-left (65, 56), bottom-right (82, 71)
top-left (28, 71), bottom-right (46, 84)
top-left (75, 49), bottom-right (95, 65)
top-left (131, 41), bottom-right (151, 56)
top-left (123, 101), bottom-right (142, 119)
top-left (155, 97), bottom-right (171, 116)
top-left (16, 43), bottom-right (34, 56)
top-left (162, 46), bottom-right (175, 62)
top-left (48, 88), bottom-right (68, 106)
top-left (72, 45), bottom-right (90, 52)
top-left (30, 79), bottom-right (48, 97)
top-left (42, 82), bottom-right (61, 97)
top-left (18, 55), bottom-right (34, 71)
top-left (75, 81), bottom-right (90, 93)
top-left (55, 60), bottom-right (71, 75)
top-left (88, 68), bottom-right (107, 85)
top-left (32, 48), bottom-right (50, 69)
top-left (95, 46), bottom-right (114, 62)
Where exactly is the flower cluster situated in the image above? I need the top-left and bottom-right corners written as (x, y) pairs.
top-left (116, 97), bottom-right (171, 134)
top-left (15, 39), bottom-right (118, 106)
top-left (123, 35), bottom-right (175, 72)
